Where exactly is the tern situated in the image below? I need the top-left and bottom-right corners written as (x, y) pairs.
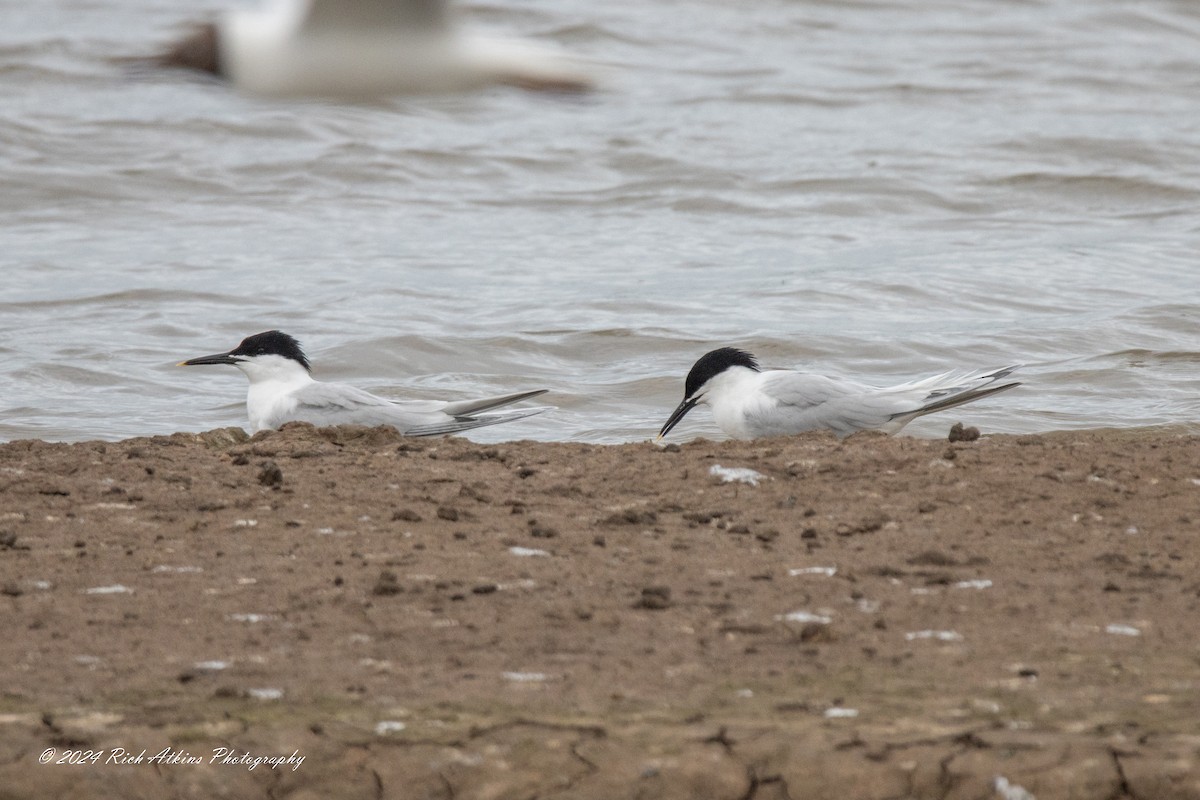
top-left (154, 0), bottom-right (594, 97)
top-left (179, 330), bottom-right (551, 435)
top-left (657, 348), bottom-right (1020, 441)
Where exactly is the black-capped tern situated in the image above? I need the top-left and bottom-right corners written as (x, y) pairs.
top-left (155, 0), bottom-right (594, 97)
top-left (657, 347), bottom-right (1020, 441)
top-left (179, 330), bottom-right (551, 435)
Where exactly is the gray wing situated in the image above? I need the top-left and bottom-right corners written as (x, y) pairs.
top-left (754, 372), bottom-right (906, 437)
top-left (288, 382), bottom-right (446, 430)
top-left (297, 0), bottom-right (451, 34)
top-left (289, 382), bottom-right (551, 436)
top-left (756, 366), bottom-right (1021, 437)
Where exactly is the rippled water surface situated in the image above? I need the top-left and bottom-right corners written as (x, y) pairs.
top-left (2, 0), bottom-right (1199, 443)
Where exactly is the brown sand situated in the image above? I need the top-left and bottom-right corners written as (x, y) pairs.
top-left (1, 423), bottom-right (1198, 799)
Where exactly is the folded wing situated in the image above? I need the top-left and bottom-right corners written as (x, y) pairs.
top-left (755, 366), bottom-right (1020, 437)
top-left (288, 383), bottom-right (551, 436)
top-left (753, 372), bottom-right (894, 437)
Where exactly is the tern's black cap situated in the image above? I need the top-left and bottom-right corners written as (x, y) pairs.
top-left (231, 330), bottom-right (310, 371)
top-left (684, 347), bottom-right (759, 399)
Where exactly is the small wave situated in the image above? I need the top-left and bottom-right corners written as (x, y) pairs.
top-left (981, 172), bottom-right (1200, 209)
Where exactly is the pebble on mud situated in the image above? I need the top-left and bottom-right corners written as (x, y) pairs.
top-left (371, 570), bottom-right (403, 596)
top-left (529, 521), bottom-right (558, 538)
top-left (948, 422), bottom-right (980, 443)
top-left (635, 586), bottom-right (672, 610)
top-left (799, 622), bottom-right (837, 642)
top-left (257, 461), bottom-right (283, 487)
top-left (603, 509), bottom-right (658, 526)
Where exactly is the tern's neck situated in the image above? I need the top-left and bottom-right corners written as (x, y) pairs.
top-left (703, 367), bottom-right (768, 440)
top-left (239, 360), bottom-right (314, 432)
top-left (236, 355), bottom-right (313, 387)
top-left (703, 366), bottom-right (761, 408)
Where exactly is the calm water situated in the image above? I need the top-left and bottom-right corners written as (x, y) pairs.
top-left (2, 0), bottom-right (1199, 443)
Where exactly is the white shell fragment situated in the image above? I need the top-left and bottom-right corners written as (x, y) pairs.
top-left (85, 585), bottom-right (132, 595)
top-left (789, 566), bottom-right (837, 577)
top-left (709, 465), bottom-right (766, 486)
top-left (905, 630), bottom-right (964, 642)
top-left (1105, 624), bottom-right (1141, 637)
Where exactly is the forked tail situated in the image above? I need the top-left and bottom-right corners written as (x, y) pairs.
top-left (403, 405), bottom-right (553, 437)
top-left (890, 365), bottom-right (1021, 424)
top-left (439, 389), bottom-right (549, 417)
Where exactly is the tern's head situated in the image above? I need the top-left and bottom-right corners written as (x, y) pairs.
top-left (179, 330), bottom-right (311, 382)
top-left (657, 347), bottom-right (759, 440)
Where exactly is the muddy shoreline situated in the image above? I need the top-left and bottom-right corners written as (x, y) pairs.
top-left (1, 423), bottom-right (1198, 798)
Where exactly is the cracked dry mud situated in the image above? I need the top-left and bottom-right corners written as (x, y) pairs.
top-left (1, 423), bottom-right (1199, 799)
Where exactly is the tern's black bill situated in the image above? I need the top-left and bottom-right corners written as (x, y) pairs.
top-left (657, 397), bottom-right (698, 440)
top-left (178, 351), bottom-right (238, 367)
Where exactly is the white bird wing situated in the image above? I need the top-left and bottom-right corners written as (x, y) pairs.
top-left (285, 382), bottom-right (436, 429)
top-left (297, 0), bottom-right (451, 34)
top-left (286, 382), bottom-right (550, 436)
top-left (753, 372), bottom-right (903, 437)
top-left (755, 366), bottom-right (1021, 437)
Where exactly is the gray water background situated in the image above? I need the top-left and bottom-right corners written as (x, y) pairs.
top-left (2, 0), bottom-right (1199, 443)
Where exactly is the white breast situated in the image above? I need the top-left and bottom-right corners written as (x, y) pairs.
top-left (245, 380), bottom-right (301, 431)
top-left (704, 368), bottom-right (776, 440)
